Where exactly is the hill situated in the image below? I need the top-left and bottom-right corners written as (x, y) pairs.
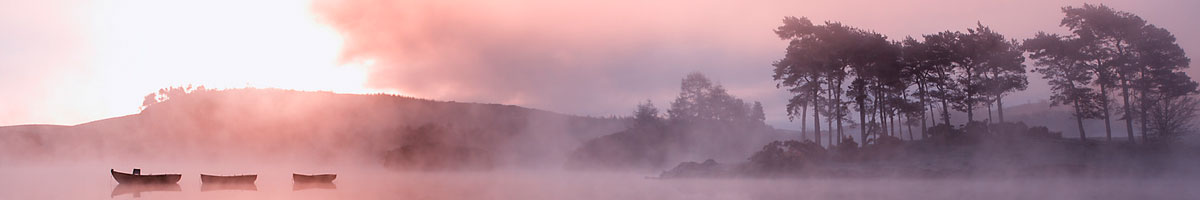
top-left (0, 88), bottom-right (629, 168)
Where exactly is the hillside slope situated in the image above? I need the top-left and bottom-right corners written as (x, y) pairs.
top-left (0, 89), bottom-right (629, 167)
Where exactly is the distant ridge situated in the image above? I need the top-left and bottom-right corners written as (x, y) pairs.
top-left (0, 88), bottom-right (630, 166)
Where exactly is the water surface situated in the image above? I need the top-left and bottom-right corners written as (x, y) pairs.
top-left (1, 165), bottom-right (1194, 200)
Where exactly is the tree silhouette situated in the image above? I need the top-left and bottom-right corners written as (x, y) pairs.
top-left (1060, 4), bottom-right (1148, 142)
top-left (140, 85), bottom-right (208, 110)
top-left (900, 37), bottom-right (942, 137)
top-left (773, 17), bottom-right (896, 146)
top-left (633, 100), bottom-right (663, 128)
top-left (751, 102), bottom-right (767, 123)
top-left (913, 31), bottom-right (963, 126)
top-left (1025, 33), bottom-right (1104, 141)
top-left (968, 26), bottom-right (1028, 124)
top-left (923, 24), bottom-right (1028, 124)
top-left (1049, 4), bottom-right (1197, 143)
top-left (669, 72), bottom-right (761, 124)
top-left (1130, 24), bottom-right (1195, 143)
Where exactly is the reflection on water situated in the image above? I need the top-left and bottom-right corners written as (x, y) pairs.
top-left (2, 165), bottom-right (1198, 200)
top-left (293, 182), bottom-right (337, 191)
top-left (200, 183), bottom-right (258, 192)
top-left (111, 183), bottom-right (182, 198)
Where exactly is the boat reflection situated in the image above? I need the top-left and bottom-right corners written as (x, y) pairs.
top-left (200, 183), bottom-right (258, 192)
top-left (293, 182), bottom-right (337, 191)
top-left (110, 183), bottom-right (182, 198)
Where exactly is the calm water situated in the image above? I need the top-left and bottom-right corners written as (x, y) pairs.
top-left (1, 164), bottom-right (1196, 200)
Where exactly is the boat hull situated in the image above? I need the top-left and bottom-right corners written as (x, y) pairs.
top-left (111, 169), bottom-right (182, 184)
top-left (200, 174), bottom-right (257, 184)
top-left (292, 173), bottom-right (336, 183)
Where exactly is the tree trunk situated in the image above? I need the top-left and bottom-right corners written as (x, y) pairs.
top-left (941, 97), bottom-right (952, 126)
top-left (967, 103), bottom-right (975, 124)
top-left (878, 88), bottom-right (890, 137)
top-left (1100, 84), bottom-right (1112, 142)
top-left (906, 114), bottom-right (914, 140)
top-left (1074, 98), bottom-right (1087, 141)
top-left (835, 85), bottom-right (844, 145)
top-left (965, 66), bottom-right (975, 124)
top-left (918, 79), bottom-right (929, 137)
top-left (890, 109), bottom-right (897, 137)
top-left (1138, 72), bottom-right (1148, 144)
top-left (813, 88), bottom-right (822, 145)
top-left (997, 94), bottom-right (1005, 123)
top-left (987, 102), bottom-right (993, 123)
top-left (858, 98), bottom-right (868, 146)
top-left (800, 103), bottom-right (807, 141)
top-left (1140, 95), bottom-right (1147, 144)
top-left (827, 110), bottom-right (833, 147)
top-left (1121, 79), bottom-right (1134, 143)
top-left (929, 101), bottom-right (937, 128)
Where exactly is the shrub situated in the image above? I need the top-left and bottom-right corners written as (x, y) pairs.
top-left (748, 140), bottom-right (826, 172)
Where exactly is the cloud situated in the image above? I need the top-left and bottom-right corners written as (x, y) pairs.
top-left (312, 0), bottom-right (1199, 130)
top-left (312, 0), bottom-right (787, 119)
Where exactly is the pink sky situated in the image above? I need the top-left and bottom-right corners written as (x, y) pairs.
top-left (1, 0), bottom-right (1197, 129)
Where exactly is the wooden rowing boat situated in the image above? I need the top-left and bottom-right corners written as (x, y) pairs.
top-left (111, 169), bottom-right (181, 184)
top-left (292, 173), bottom-right (336, 183)
top-left (200, 174), bottom-right (257, 184)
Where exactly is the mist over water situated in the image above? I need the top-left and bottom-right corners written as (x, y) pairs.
top-left (3, 162), bottom-right (1198, 200)
top-left (0, 84), bottom-right (1196, 200)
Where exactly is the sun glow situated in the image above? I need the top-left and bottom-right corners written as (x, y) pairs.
top-left (84, 0), bottom-right (391, 120)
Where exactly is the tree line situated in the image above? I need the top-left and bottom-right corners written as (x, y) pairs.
top-left (772, 4), bottom-right (1195, 147)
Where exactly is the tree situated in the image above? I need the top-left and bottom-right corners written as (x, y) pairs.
top-left (932, 24), bottom-right (1028, 124)
top-left (141, 85), bottom-right (208, 110)
top-left (1145, 95), bottom-right (1199, 143)
top-left (751, 102), bottom-right (766, 123)
top-left (669, 72), bottom-right (759, 124)
top-left (784, 95), bottom-right (810, 140)
top-left (1025, 33), bottom-right (1104, 141)
top-left (1060, 4), bottom-right (1148, 142)
top-left (968, 26), bottom-right (1028, 123)
top-left (773, 16), bottom-right (896, 147)
top-left (1051, 4), bottom-right (1197, 144)
top-left (900, 37), bottom-right (944, 137)
top-left (915, 31), bottom-right (963, 126)
top-left (772, 16), bottom-right (831, 145)
top-left (633, 100), bottom-right (663, 128)
top-left (1131, 24), bottom-right (1195, 143)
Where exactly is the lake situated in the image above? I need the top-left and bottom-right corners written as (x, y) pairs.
top-left (1, 164), bottom-right (1195, 200)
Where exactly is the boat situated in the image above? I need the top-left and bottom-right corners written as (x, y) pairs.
top-left (292, 173), bottom-right (337, 183)
top-left (111, 169), bottom-right (182, 184)
top-left (200, 174), bottom-right (257, 184)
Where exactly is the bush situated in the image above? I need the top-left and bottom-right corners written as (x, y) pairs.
top-left (748, 140), bottom-right (826, 172)
top-left (659, 159), bottom-right (727, 178)
top-left (1027, 126), bottom-right (1062, 139)
top-left (832, 136), bottom-right (860, 161)
top-left (926, 124), bottom-right (977, 145)
top-left (990, 122), bottom-right (1029, 135)
top-left (963, 121), bottom-right (990, 135)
